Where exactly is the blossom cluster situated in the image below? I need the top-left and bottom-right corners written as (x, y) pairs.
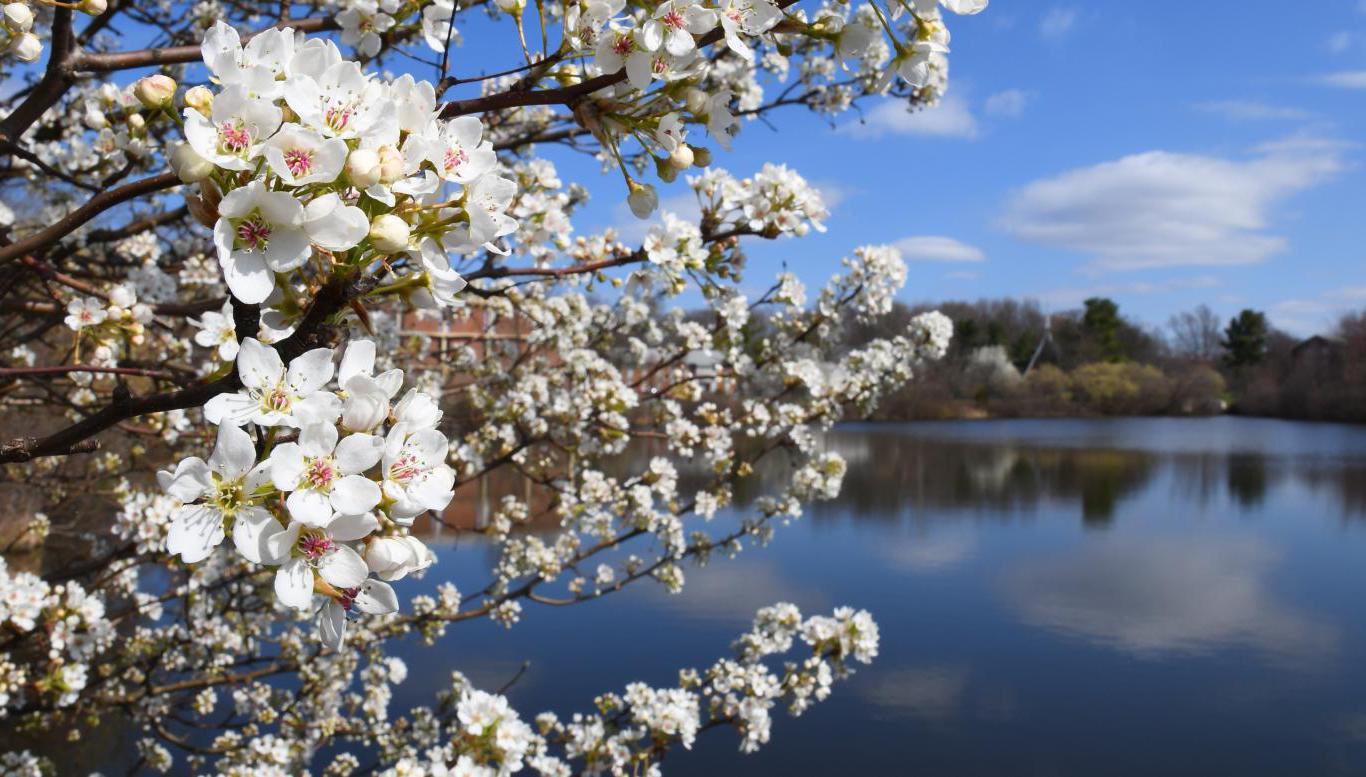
top-left (158, 337), bottom-right (452, 648)
top-left (0, 557), bottom-right (113, 714)
top-left (169, 21), bottom-right (515, 311)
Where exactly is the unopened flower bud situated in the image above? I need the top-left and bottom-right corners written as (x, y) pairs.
top-left (368, 214), bottom-right (410, 253)
top-left (683, 87), bottom-right (708, 115)
top-left (133, 74), bottom-right (177, 109)
top-left (184, 192), bottom-right (218, 228)
top-left (126, 112), bottom-right (146, 133)
top-left (495, 0), bottom-right (525, 13)
top-left (669, 144), bottom-right (694, 170)
top-left (4, 3), bottom-right (33, 32)
top-left (78, 0), bottom-right (106, 15)
top-left (689, 144), bottom-right (712, 167)
top-left (653, 155), bottom-right (677, 183)
top-left (169, 142), bottom-right (214, 184)
top-left (83, 107), bottom-right (107, 130)
top-left (627, 181), bottom-right (658, 220)
top-left (346, 148), bottom-right (382, 188)
top-left (377, 146), bottom-right (404, 184)
top-left (183, 85), bottom-right (213, 114)
top-left (8, 31), bottom-right (40, 62)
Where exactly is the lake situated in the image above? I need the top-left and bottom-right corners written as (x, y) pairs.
top-left (400, 417), bottom-right (1366, 776)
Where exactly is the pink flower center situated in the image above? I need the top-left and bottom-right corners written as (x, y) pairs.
top-left (298, 533), bottom-right (335, 560)
top-left (283, 148), bottom-right (314, 177)
top-left (390, 453), bottom-right (421, 484)
top-left (612, 34), bottom-right (634, 56)
top-left (652, 55), bottom-right (669, 75)
top-left (236, 216), bottom-right (271, 251)
top-left (264, 384), bottom-right (292, 412)
top-left (219, 123), bottom-right (251, 154)
top-left (662, 10), bottom-right (685, 28)
top-left (726, 8), bottom-right (745, 23)
top-left (305, 457), bottom-right (336, 489)
top-left (338, 586), bottom-right (360, 610)
top-left (325, 104), bottom-right (355, 133)
top-left (443, 145), bottom-right (468, 173)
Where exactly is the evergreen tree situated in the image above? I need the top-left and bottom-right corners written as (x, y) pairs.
top-left (1221, 309), bottom-right (1270, 369)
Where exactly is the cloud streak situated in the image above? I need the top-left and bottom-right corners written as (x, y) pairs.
top-left (842, 94), bottom-right (979, 140)
top-left (894, 236), bottom-right (986, 263)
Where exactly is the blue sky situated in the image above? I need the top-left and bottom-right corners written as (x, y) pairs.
top-left (538, 1), bottom-right (1366, 336)
top-left (21, 2), bottom-right (1366, 335)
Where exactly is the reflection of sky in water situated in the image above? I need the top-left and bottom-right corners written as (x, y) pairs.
top-left (394, 417), bottom-right (1366, 776)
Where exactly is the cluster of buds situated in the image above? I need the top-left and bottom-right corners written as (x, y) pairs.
top-left (2, 2), bottom-right (38, 62)
top-left (2, 0), bottom-right (105, 63)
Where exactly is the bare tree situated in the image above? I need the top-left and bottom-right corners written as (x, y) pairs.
top-left (1168, 305), bottom-right (1224, 362)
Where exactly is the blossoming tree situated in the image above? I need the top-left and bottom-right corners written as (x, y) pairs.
top-left (0, 0), bottom-right (975, 772)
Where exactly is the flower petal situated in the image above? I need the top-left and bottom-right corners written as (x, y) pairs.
top-left (319, 544), bottom-right (368, 589)
top-left (158, 457), bottom-right (212, 502)
top-left (329, 511), bottom-right (379, 542)
top-left (275, 557), bottom-right (314, 610)
top-left (268, 442), bottom-right (305, 491)
top-left (210, 424), bottom-right (257, 481)
top-left (330, 475), bottom-right (381, 515)
top-left (263, 522), bottom-right (301, 565)
top-left (338, 339), bottom-right (376, 385)
top-left (221, 249), bottom-right (274, 304)
top-left (236, 338), bottom-right (284, 391)
top-left (335, 433), bottom-right (384, 474)
top-left (287, 347), bottom-right (336, 395)
top-left (287, 488), bottom-right (335, 527)
top-left (166, 504), bottom-right (224, 563)
top-left (318, 600), bottom-right (347, 650)
top-left (232, 506), bottom-right (283, 564)
top-left (299, 421), bottom-right (338, 458)
top-left (352, 579), bottom-right (399, 614)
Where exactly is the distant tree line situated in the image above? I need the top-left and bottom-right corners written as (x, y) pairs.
top-left (839, 297), bottom-right (1366, 422)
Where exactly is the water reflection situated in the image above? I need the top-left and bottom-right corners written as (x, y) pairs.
top-left (1003, 536), bottom-right (1338, 659)
top-left (411, 417), bottom-right (1366, 777)
top-left (808, 418), bottom-right (1366, 525)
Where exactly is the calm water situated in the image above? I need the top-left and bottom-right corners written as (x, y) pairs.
top-left (400, 417), bottom-right (1366, 776)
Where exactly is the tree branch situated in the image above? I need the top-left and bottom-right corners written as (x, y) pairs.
top-left (0, 273), bottom-right (361, 463)
top-left (0, 172), bottom-right (180, 265)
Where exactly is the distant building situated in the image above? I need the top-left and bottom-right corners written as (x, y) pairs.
top-left (1291, 335), bottom-right (1344, 366)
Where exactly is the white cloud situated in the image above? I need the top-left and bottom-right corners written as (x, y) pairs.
top-left (1000, 142), bottom-right (1344, 271)
top-left (1194, 100), bottom-right (1313, 121)
top-left (810, 179), bottom-right (854, 212)
top-left (1039, 7), bottom-right (1077, 40)
top-left (894, 235), bottom-right (986, 263)
top-left (1268, 288), bottom-right (1366, 337)
top-left (842, 94), bottom-right (978, 140)
top-left (1328, 30), bottom-right (1356, 53)
top-left (1319, 70), bottom-right (1366, 89)
top-left (984, 89), bottom-right (1032, 118)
